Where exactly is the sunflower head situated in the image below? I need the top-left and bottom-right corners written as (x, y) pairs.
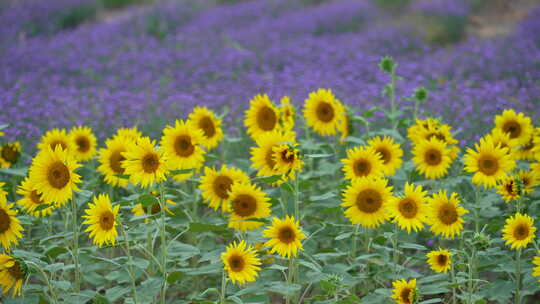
top-left (391, 278), bottom-right (418, 304)
top-left (494, 109), bottom-right (533, 146)
top-left (122, 137), bottom-right (169, 188)
top-left (0, 254), bottom-right (28, 297)
top-left (188, 106), bottom-right (224, 150)
top-left (69, 126), bottom-right (97, 161)
top-left (341, 146), bottom-right (385, 181)
top-left (263, 216), bottom-right (306, 259)
top-left (37, 128), bottom-right (74, 153)
top-left (426, 248), bottom-right (452, 273)
top-left (502, 213), bottom-right (536, 250)
top-left (0, 142), bottom-right (21, 168)
top-left (341, 177), bottom-right (393, 228)
top-left (244, 94), bottom-right (280, 139)
top-left (250, 130), bottom-right (297, 179)
top-left (114, 127), bottom-right (142, 142)
top-left (533, 252), bottom-right (540, 282)
top-left (227, 182), bottom-right (271, 232)
top-left (279, 96), bottom-right (295, 131)
top-left (221, 240), bottom-right (261, 285)
top-left (16, 177), bottom-right (56, 217)
top-left (388, 182), bottom-right (428, 233)
top-left (82, 194), bottom-right (120, 247)
top-left (426, 191), bottom-right (468, 239)
top-left (367, 136), bottom-right (404, 176)
top-left (199, 165), bottom-right (250, 212)
top-left (303, 88), bottom-right (345, 136)
top-left (161, 120), bottom-right (205, 175)
top-left (0, 200), bottom-right (24, 251)
top-left (97, 136), bottom-right (130, 187)
top-left (496, 177), bottom-right (520, 203)
top-left (271, 143), bottom-right (304, 180)
top-left (412, 138), bottom-right (453, 180)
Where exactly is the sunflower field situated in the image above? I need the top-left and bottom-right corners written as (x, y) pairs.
top-left (1, 0), bottom-right (540, 303)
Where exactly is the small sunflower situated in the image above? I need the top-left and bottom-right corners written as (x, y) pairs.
top-left (494, 109), bottom-right (533, 146)
top-left (0, 254), bottom-right (27, 297)
top-left (122, 137), bottom-right (169, 188)
top-left (0, 142), bottom-right (22, 168)
top-left (388, 183), bottom-right (428, 233)
top-left (486, 128), bottom-right (516, 155)
top-left (426, 248), bottom-right (452, 273)
top-left (279, 96), bottom-right (295, 131)
top-left (496, 177), bottom-right (520, 203)
top-left (271, 143), bottom-right (304, 180)
top-left (533, 252), bottom-right (540, 283)
top-left (37, 128), bottom-right (74, 152)
top-left (188, 106), bottom-right (224, 150)
top-left (515, 170), bottom-right (537, 194)
top-left (514, 135), bottom-right (537, 161)
top-left (69, 126), bottom-right (97, 161)
top-left (97, 136), bottom-right (129, 187)
top-left (501, 213), bottom-right (536, 250)
top-left (407, 118), bottom-right (440, 143)
top-left (426, 191), bottom-right (468, 239)
top-left (391, 278), bottom-right (418, 304)
top-left (367, 136), bottom-right (403, 176)
top-left (464, 137), bottom-right (516, 188)
top-left (221, 240), bottom-right (261, 285)
top-left (263, 216), bottom-right (306, 259)
top-left (244, 94), bottom-right (280, 139)
top-left (82, 194), bottom-right (120, 247)
top-left (250, 130), bottom-right (296, 178)
top-left (131, 199), bottom-right (176, 218)
top-left (227, 182), bottom-right (271, 232)
top-left (0, 200), bottom-right (24, 252)
top-left (341, 177), bottom-right (393, 228)
top-left (341, 146), bottom-right (384, 181)
top-left (114, 127), bottom-right (142, 142)
top-left (199, 165), bottom-right (250, 212)
top-left (412, 138), bottom-right (453, 179)
top-left (28, 145), bottom-right (81, 206)
top-left (303, 88), bottom-right (345, 136)
top-left (16, 177), bottom-right (55, 217)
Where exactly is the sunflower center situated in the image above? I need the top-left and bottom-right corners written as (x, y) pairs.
top-left (278, 226), bottom-right (296, 244)
top-left (7, 261), bottom-right (23, 280)
top-left (150, 202), bottom-right (161, 214)
top-left (424, 148), bottom-right (442, 166)
top-left (353, 159), bottom-right (371, 177)
top-left (142, 153), bottom-right (160, 173)
top-left (376, 147), bottom-right (391, 164)
top-left (398, 198), bottom-right (418, 219)
top-left (99, 211), bottom-right (115, 230)
top-left (257, 106), bottom-right (277, 131)
top-left (1, 145), bottom-right (20, 163)
top-left (30, 190), bottom-right (45, 205)
top-left (228, 254), bottom-right (245, 272)
top-left (281, 149), bottom-right (296, 163)
top-left (75, 136), bottom-right (90, 153)
top-left (213, 175), bottom-right (233, 199)
top-left (513, 224), bottom-right (529, 240)
top-left (47, 161), bottom-right (70, 189)
top-left (199, 116), bottom-right (216, 138)
top-left (427, 132), bottom-right (447, 142)
top-left (438, 203), bottom-right (458, 225)
top-left (522, 177), bottom-right (531, 187)
top-left (265, 147), bottom-right (277, 170)
top-left (174, 135), bottom-right (195, 157)
top-left (503, 120), bottom-right (521, 139)
top-left (109, 150), bottom-right (126, 174)
top-left (50, 140), bottom-right (67, 150)
top-left (400, 287), bottom-right (412, 304)
top-left (505, 181), bottom-right (516, 195)
top-left (0, 209), bottom-right (11, 233)
top-left (315, 101), bottom-right (335, 123)
top-left (232, 194), bottom-right (257, 217)
top-left (437, 254), bottom-right (448, 266)
top-left (478, 155), bottom-right (499, 176)
top-left (355, 189), bottom-right (382, 214)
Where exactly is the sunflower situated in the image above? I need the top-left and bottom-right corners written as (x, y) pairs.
top-left (221, 240), bottom-right (261, 285)
top-left (82, 194), bottom-right (120, 247)
top-left (37, 128), bottom-right (74, 152)
top-left (494, 109), bottom-right (533, 146)
top-left (279, 96), bottom-right (295, 131)
top-left (412, 138), bottom-right (452, 179)
top-left (514, 170), bottom-right (537, 194)
top-left (501, 213), bottom-right (536, 250)
top-left (486, 128), bottom-right (516, 155)
top-left (199, 165), bottom-right (250, 212)
top-left (16, 177), bottom-right (55, 217)
top-left (263, 216), bottom-right (306, 259)
top-left (188, 106), bottom-right (224, 150)
top-left (114, 127), bottom-right (142, 142)
top-left (271, 143), bottom-right (304, 180)
top-left (426, 248), bottom-right (452, 273)
top-left (337, 109), bottom-right (351, 143)
top-left (250, 130), bottom-right (296, 178)
top-left (303, 88), bottom-right (345, 136)
top-left (341, 146), bottom-right (384, 181)
top-left (341, 177), bottom-right (393, 228)
top-left (97, 137), bottom-right (129, 187)
top-left (0, 200), bottom-right (24, 252)
top-left (0, 142), bottom-right (21, 168)
top-left (407, 118), bottom-right (440, 143)
top-left (533, 252), bottom-right (540, 283)
top-left (426, 191), bottom-right (468, 239)
top-left (0, 254), bottom-right (27, 297)
top-left (28, 145), bottom-right (81, 206)
top-left (496, 177), bottom-right (520, 203)
top-left (69, 126), bottom-right (97, 161)
top-left (514, 135), bottom-right (537, 161)
top-left (388, 183), bottom-right (428, 233)
top-left (131, 199), bottom-right (176, 219)
top-left (391, 278), bottom-right (418, 304)
top-left (464, 137), bottom-right (516, 188)
top-left (122, 137), bottom-right (169, 188)
top-left (367, 136), bottom-right (403, 176)
top-left (244, 94), bottom-right (280, 139)
top-left (227, 182), bottom-right (271, 232)
top-left (0, 182), bottom-right (6, 202)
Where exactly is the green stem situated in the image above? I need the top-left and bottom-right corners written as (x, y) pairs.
top-left (286, 258), bottom-right (294, 304)
top-left (350, 224), bottom-right (360, 295)
top-left (293, 177), bottom-right (299, 221)
top-left (516, 249), bottom-right (522, 304)
top-left (28, 261), bottom-right (59, 304)
top-left (467, 248), bottom-right (476, 304)
top-left (159, 183), bottom-right (167, 304)
top-left (220, 269), bottom-right (228, 304)
top-left (70, 197), bottom-right (81, 295)
top-left (450, 257), bottom-right (457, 304)
top-left (119, 219), bottom-right (139, 304)
top-left (392, 224), bottom-right (399, 277)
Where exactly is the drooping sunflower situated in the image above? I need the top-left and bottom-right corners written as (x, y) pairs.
top-left (412, 138), bottom-right (452, 179)
top-left (494, 109), bottom-right (533, 146)
top-left (227, 182), bottom-right (271, 232)
top-left (391, 278), bottom-right (418, 304)
top-left (533, 252), bottom-right (540, 283)
top-left (341, 177), bottom-right (393, 228)
top-left (199, 165), bottom-right (250, 212)
top-left (82, 194), bottom-right (120, 247)
top-left (303, 88), bottom-right (345, 136)
top-left (114, 127), bottom-right (142, 142)
top-left (501, 213), bottom-right (536, 250)
top-left (496, 177), bottom-right (520, 203)
top-left (37, 128), bottom-right (74, 152)
top-left (367, 136), bottom-right (403, 176)
top-left (426, 191), bottom-right (468, 239)
top-left (188, 106), bottom-right (224, 150)
top-left (0, 200), bottom-right (24, 252)
top-left (341, 146), bottom-right (384, 181)
top-left (69, 126), bottom-right (97, 161)
top-left (0, 254), bottom-right (27, 297)
top-left (221, 240), bottom-right (261, 285)
top-left (250, 130), bottom-right (296, 178)
top-left (28, 145), bottom-right (81, 206)
top-left (388, 183), bottom-right (428, 233)
top-left (0, 142), bottom-right (22, 168)
top-left (271, 143), bottom-right (304, 180)
top-left (514, 170), bottom-right (537, 194)
top-left (244, 94), bottom-right (280, 139)
top-left (263, 216), bottom-right (306, 259)
top-left (279, 96), bottom-right (295, 131)
top-left (97, 136), bottom-right (129, 188)
top-left (16, 177), bottom-right (55, 217)
top-left (122, 137), bottom-right (169, 188)
top-left (426, 248), bottom-right (452, 273)
top-left (464, 137), bottom-right (516, 188)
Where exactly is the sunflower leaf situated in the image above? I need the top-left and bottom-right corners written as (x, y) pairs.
top-left (139, 194), bottom-right (159, 207)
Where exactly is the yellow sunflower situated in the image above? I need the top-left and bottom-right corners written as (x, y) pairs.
top-left (0, 182), bottom-right (6, 202)
top-left (533, 252), bottom-right (540, 283)
top-left (494, 109), bottom-right (533, 146)
top-left (263, 216), bottom-right (306, 259)
top-left (28, 145), bottom-right (81, 206)
top-left (279, 96), bottom-right (295, 131)
top-left (122, 137), bottom-right (169, 188)
top-left (114, 127), bottom-right (142, 142)
top-left (131, 199), bottom-right (176, 219)
top-left (426, 191), bottom-right (468, 239)
top-left (188, 106), bottom-right (224, 150)
top-left (97, 136), bottom-right (129, 188)
top-left (388, 183), bottom-right (428, 233)
top-left (0, 200), bottom-right (24, 252)
top-left (496, 177), bottom-right (520, 203)
top-left (367, 136), bottom-right (403, 176)
top-left (244, 94), bottom-right (280, 139)
top-left (37, 128), bottom-right (74, 152)
top-left (250, 130), bottom-right (296, 178)
top-left (0, 142), bottom-right (22, 168)
top-left (337, 109), bottom-right (351, 143)
top-left (82, 194), bottom-right (120, 247)
top-left (0, 254), bottom-right (27, 297)
top-left (486, 128), bottom-right (516, 156)
top-left (221, 240), bottom-right (261, 285)
top-left (227, 182), bottom-right (271, 232)
top-left (412, 138), bottom-right (452, 179)
top-left (426, 248), bottom-right (452, 273)
top-left (341, 177), bottom-right (393, 228)
top-left (464, 137), bottom-right (516, 188)
top-left (501, 213), bottom-right (536, 250)
top-left (515, 170), bottom-right (537, 194)
top-left (391, 278), bottom-right (418, 304)
top-left (514, 135), bottom-right (537, 161)
top-left (199, 165), bottom-right (250, 212)
top-left (16, 177), bottom-right (55, 217)
top-left (303, 88), bottom-right (345, 136)
top-left (271, 143), bottom-right (304, 180)
top-left (407, 118), bottom-right (440, 143)
top-left (69, 126), bottom-right (97, 161)
top-left (341, 146), bottom-right (384, 181)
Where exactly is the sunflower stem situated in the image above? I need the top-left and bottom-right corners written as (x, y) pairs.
top-left (515, 248), bottom-right (522, 304)
top-left (286, 257), bottom-right (294, 304)
top-left (70, 196), bottom-right (81, 296)
top-left (350, 224), bottom-right (360, 294)
top-left (467, 248), bottom-right (476, 304)
top-left (450, 256), bottom-right (457, 304)
top-left (392, 223), bottom-right (399, 277)
top-left (159, 182), bottom-right (168, 304)
top-left (220, 269), bottom-right (228, 304)
top-left (28, 261), bottom-right (59, 304)
top-left (119, 218), bottom-right (139, 304)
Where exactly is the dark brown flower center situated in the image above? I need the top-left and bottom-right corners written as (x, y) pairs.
top-left (232, 194), bottom-right (257, 217)
top-left (142, 153), bottom-right (160, 173)
top-left (278, 226), bottom-right (296, 244)
top-left (199, 116), bottom-right (216, 138)
top-left (47, 161), bottom-right (70, 189)
top-left (213, 175), bottom-right (233, 199)
top-left (437, 254), bottom-right (448, 267)
top-left (315, 101), bottom-right (334, 123)
top-left (7, 261), bottom-right (23, 280)
top-left (257, 106), bottom-right (277, 131)
top-left (0, 209), bottom-right (11, 233)
top-left (424, 148), bottom-right (442, 166)
top-left (438, 203), bottom-right (458, 225)
top-left (376, 147), bottom-right (391, 164)
top-left (265, 146), bottom-right (277, 170)
top-left (150, 202), bottom-right (161, 215)
top-left (353, 159), bottom-right (371, 177)
top-left (398, 198), bottom-right (418, 219)
top-left (30, 190), bottom-right (45, 205)
top-left (427, 132), bottom-right (447, 142)
top-left (513, 224), bottom-right (529, 240)
top-left (109, 150), bottom-right (126, 174)
top-left (228, 254), bottom-right (245, 272)
top-left (75, 136), bottom-right (90, 153)
top-left (478, 155), bottom-right (499, 176)
top-left (503, 120), bottom-right (521, 139)
top-left (1, 145), bottom-right (20, 163)
top-left (50, 140), bottom-right (67, 150)
top-left (280, 149), bottom-right (296, 163)
top-left (505, 181), bottom-right (516, 196)
top-left (174, 135), bottom-right (195, 157)
top-left (356, 189), bottom-right (383, 214)
top-left (99, 211), bottom-right (115, 230)
top-left (400, 287), bottom-right (412, 304)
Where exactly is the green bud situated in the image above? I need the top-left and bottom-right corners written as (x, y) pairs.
top-left (413, 87), bottom-right (428, 102)
top-left (379, 56), bottom-right (396, 73)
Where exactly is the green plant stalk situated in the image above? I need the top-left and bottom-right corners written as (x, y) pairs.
top-left (392, 224), bottom-right (399, 277)
top-left (119, 219), bottom-right (139, 304)
top-left (389, 68), bottom-right (398, 130)
top-left (28, 261), bottom-right (59, 304)
top-left (286, 257), bottom-right (294, 304)
top-left (70, 196), bottom-right (81, 295)
top-left (350, 224), bottom-right (360, 295)
top-left (467, 248), bottom-right (476, 304)
top-left (515, 248), bottom-right (522, 304)
top-left (220, 269), bottom-right (228, 304)
top-left (450, 258), bottom-right (457, 304)
top-left (159, 182), bottom-right (168, 304)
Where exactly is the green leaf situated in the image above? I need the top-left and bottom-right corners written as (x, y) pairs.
top-left (305, 153), bottom-right (333, 158)
top-left (0, 124), bottom-right (9, 131)
top-left (138, 194), bottom-right (159, 207)
top-left (169, 168), bottom-right (194, 175)
top-left (310, 191), bottom-right (336, 201)
top-left (167, 271), bottom-right (183, 284)
top-left (0, 167), bottom-right (27, 177)
top-left (115, 174), bottom-right (130, 179)
top-left (256, 175), bottom-right (282, 184)
top-left (34, 203), bottom-right (53, 212)
top-left (420, 299), bottom-right (443, 304)
top-left (399, 243), bottom-right (427, 251)
top-left (267, 282), bottom-right (301, 296)
top-left (188, 222), bottom-right (227, 233)
top-left (45, 246), bottom-right (69, 260)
